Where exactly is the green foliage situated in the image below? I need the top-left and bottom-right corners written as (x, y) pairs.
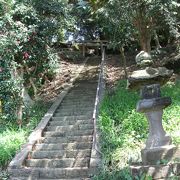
top-left (97, 80), bottom-right (180, 178)
top-left (162, 82), bottom-right (180, 144)
top-left (93, 167), bottom-right (132, 180)
top-left (0, 101), bottom-right (49, 168)
top-left (0, 0), bottom-right (72, 121)
top-left (99, 81), bottom-right (146, 168)
top-left (96, 0), bottom-right (180, 50)
top-left (0, 129), bottom-right (26, 167)
top-left (69, 0), bottom-right (100, 41)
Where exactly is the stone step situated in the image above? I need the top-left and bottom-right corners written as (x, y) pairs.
top-left (51, 115), bottom-right (92, 121)
top-left (63, 95), bottom-right (95, 100)
top-left (54, 111), bottom-right (93, 117)
top-left (46, 124), bottom-right (93, 132)
top-left (59, 104), bottom-right (95, 109)
top-left (70, 86), bottom-right (97, 90)
top-left (35, 142), bottom-right (92, 151)
top-left (55, 108), bottom-right (93, 113)
top-left (67, 92), bottom-right (96, 96)
top-left (60, 101), bottom-right (95, 106)
top-left (30, 149), bottom-right (91, 159)
top-left (49, 119), bottom-right (93, 126)
top-left (71, 88), bottom-right (97, 91)
top-left (59, 102), bottom-right (95, 108)
top-left (11, 178), bottom-right (90, 180)
top-left (65, 93), bottom-right (96, 98)
top-left (63, 96), bottom-right (95, 99)
top-left (38, 179), bottom-right (91, 180)
top-left (9, 167), bottom-right (92, 179)
top-left (39, 179), bottom-right (91, 180)
top-left (56, 106), bottom-right (94, 111)
top-left (62, 96), bottom-right (95, 100)
top-left (71, 85), bottom-right (97, 88)
top-left (26, 158), bottom-right (89, 168)
top-left (39, 135), bottom-right (93, 144)
top-left (67, 93), bottom-right (96, 97)
top-left (72, 83), bottom-right (98, 87)
top-left (68, 87), bottom-right (96, 91)
top-left (61, 99), bottom-right (94, 103)
top-left (40, 179), bottom-right (91, 180)
top-left (43, 129), bottom-right (93, 137)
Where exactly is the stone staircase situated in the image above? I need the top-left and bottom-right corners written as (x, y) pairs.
top-left (9, 81), bottom-right (99, 179)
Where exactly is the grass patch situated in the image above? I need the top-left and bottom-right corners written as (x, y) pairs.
top-left (95, 80), bottom-right (180, 179)
top-left (0, 101), bottom-right (50, 169)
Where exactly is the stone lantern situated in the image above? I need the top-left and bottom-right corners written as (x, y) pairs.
top-left (127, 52), bottom-right (179, 179)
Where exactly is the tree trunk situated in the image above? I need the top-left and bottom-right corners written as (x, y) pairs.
top-left (133, 6), bottom-right (153, 53)
top-left (139, 30), bottom-right (151, 53)
top-left (154, 30), bottom-right (161, 49)
top-left (16, 67), bottom-right (24, 128)
top-left (23, 88), bottom-right (34, 107)
top-left (25, 64), bottom-right (38, 100)
top-left (120, 46), bottom-right (128, 79)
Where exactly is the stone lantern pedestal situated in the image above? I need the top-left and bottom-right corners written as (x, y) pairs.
top-left (136, 84), bottom-right (175, 165)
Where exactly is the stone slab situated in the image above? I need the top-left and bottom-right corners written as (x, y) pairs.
top-left (131, 164), bottom-right (171, 179)
top-left (43, 129), bottom-right (93, 137)
top-left (141, 145), bottom-right (179, 165)
top-left (130, 162), bottom-right (180, 179)
top-left (127, 67), bottom-right (173, 90)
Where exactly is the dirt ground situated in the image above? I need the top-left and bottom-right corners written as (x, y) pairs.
top-left (105, 54), bottom-right (137, 88)
top-left (38, 55), bottom-right (101, 102)
top-left (39, 52), bottom-right (179, 102)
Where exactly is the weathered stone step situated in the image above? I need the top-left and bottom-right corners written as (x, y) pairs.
top-left (72, 83), bottom-right (98, 86)
top-left (70, 86), bottom-right (97, 90)
top-left (67, 93), bottom-right (96, 97)
top-left (56, 106), bottom-right (94, 111)
top-left (61, 99), bottom-right (94, 103)
top-left (61, 100), bottom-right (94, 105)
top-left (46, 124), bottom-right (94, 131)
top-left (43, 129), bottom-right (93, 137)
top-left (59, 104), bottom-right (95, 109)
top-left (9, 167), bottom-right (92, 179)
top-left (51, 115), bottom-right (92, 121)
top-left (38, 179), bottom-right (91, 180)
top-left (56, 106), bottom-right (93, 113)
top-left (67, 92), bottom-right (96, 96)
top-left (38, 178), bottom-right (90, 180)
top-left (49, 119), bottom-right (93, 126)
top-left (68, 88), bottom-right (97, 92)
top-left (59, 104), bottom-right (95, 108)
top-left (26, 158), bottom-right (89, 168)
top-left (60, 101), bottom-right (95, 105)
top-left (39, 179), bottom-right (90, 180)
top-left (63, 95), bottom-right (95, 100)
top-left (30, 149), bottom-right (91, 159)
top-left (35, 142), bottom-right (92, 150)
top-left (62, 97), bottom-right (95, 100)
top-left (68, 88), bottom-right (96, 91)
top-left (54, 111), bottom-right (93, 117)
top-left (69, 93), bottom-right (96, 96)
top-left (11, 178), bottom-right (90, 180)
top-left (39, 135), bottom-right (93, 144)
top-left (70, 84), bottom-right (97, 88)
